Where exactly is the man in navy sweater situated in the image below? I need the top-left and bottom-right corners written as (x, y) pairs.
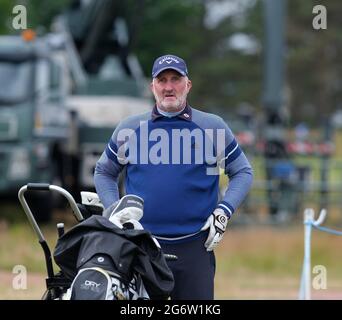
top-left (94, 54), bottom-right (253, 300)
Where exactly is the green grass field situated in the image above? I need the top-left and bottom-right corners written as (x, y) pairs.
top-left (1, 211), bottom-right (342, 300)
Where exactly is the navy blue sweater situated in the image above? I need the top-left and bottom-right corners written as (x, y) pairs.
top-left (94, 105), bottom-right (253, 239)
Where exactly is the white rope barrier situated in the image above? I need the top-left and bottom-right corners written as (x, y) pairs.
top-left (298, 208), bottom-right (342, 300)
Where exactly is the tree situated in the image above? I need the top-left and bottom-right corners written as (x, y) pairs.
top-left (287, 0), bottom-right (342, 124)
top-left (132, 0), bottom-right (263, 116)
top-left (0, 0), bottom-right (18, 34)
top-left (0, 0), bottom-right (72, 35)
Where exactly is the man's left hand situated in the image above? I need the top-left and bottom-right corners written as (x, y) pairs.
top-left (201, 208), bottom-right (228, 251)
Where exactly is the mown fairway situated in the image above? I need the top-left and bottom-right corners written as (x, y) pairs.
top-left (1, 211), bottom-right (341, 300)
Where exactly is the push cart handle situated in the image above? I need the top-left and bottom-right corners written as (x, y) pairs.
top-left (18, 184), bottom-right (84, 242)
top-left (27, 183), bottom-right (50, 191)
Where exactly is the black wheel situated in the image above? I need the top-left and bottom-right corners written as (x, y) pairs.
top-left (41, 289), bottom-right (53, 300)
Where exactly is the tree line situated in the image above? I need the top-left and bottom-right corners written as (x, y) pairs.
top-left (1, 0), bottom-right (341, 126)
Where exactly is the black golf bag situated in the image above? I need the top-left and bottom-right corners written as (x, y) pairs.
top-left (18, 184), bottom-right (175, 300)
top-left (54, 214), bottom-right (175, 300)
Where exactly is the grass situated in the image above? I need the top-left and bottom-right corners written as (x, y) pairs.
top-left (0, 204), bottom-right (77, 274)
top-left (1, 215), bottom-right (342, 300)
top-left (214, 223), bottom-right (342, 299)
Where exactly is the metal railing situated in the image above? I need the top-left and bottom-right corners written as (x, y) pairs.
top-left (239, 158), bottom-right (342, 216)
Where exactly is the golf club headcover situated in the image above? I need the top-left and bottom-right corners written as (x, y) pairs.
top-left (79, 192), bottom-right (105, 217)
top-left (81, 192), bottom-right (104, 211)
top-left (104, 195), bottom-right (144, 229)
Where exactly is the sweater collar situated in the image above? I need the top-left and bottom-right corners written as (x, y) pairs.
top-left (151, 104), bottom-right (192, 122)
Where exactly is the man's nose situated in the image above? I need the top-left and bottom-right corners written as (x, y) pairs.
top-left (163, 81), bottom-right (174, 91)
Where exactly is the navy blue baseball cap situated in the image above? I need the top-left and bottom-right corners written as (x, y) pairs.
top-left (152, 54), bottom-right (188, 78)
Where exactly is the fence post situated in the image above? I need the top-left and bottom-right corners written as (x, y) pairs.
top-left (299, 208), bottom-right (314, 300)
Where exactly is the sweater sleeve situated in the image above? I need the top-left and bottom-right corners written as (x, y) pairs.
top-left (94, 124), bottom-right (126, 208)
top-left (215, 118), bottom-right (253, 218)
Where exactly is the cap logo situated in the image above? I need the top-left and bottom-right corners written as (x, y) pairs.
top-left (159, 56), bottom-right (180, 65)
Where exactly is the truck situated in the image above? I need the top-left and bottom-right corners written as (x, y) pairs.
top-left (0, 32), bottom-right (74, 220)
top-left (52, 0), bottom-right (152, 196)
top-left (0, 1), bottom-right (152, 221)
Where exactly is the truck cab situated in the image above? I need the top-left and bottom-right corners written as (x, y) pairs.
top-left (0, 34), bottom-right (71, 194)
top-left (66, 53), bottom-right (152, 189)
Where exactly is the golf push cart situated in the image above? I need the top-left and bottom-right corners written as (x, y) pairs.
top-left (18, 183), bottom-right (176, 300)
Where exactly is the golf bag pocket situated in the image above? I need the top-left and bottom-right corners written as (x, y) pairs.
top-left (67, 267), bottom-right (128, 300)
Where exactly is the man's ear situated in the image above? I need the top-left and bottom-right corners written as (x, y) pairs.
top-left (187, 79), bottom-right (192, 92)
top-left (150, 81), bottom-right (154, 93)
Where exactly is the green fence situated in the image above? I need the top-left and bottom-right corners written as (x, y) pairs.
top-left (220, 156), bottom-right (342, 217)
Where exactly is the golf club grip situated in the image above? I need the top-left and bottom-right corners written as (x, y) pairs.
top-left (27, 183), bottom-right (50, 191)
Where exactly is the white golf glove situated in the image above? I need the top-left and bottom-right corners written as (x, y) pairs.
top-left (201, 208), bottom-right (228, 251)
